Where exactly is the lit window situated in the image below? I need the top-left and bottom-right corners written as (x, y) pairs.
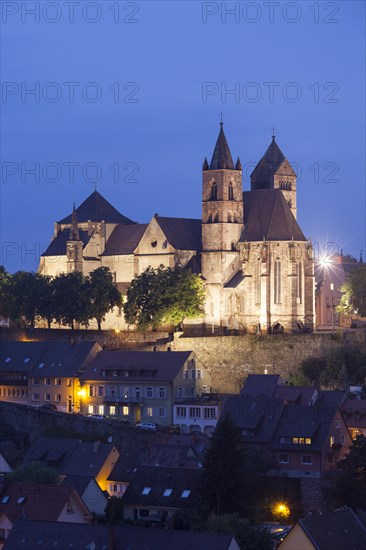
top-left (142, 487), bottom-right (151, 495)
top-left (292, 437), bottom-right (299, 444)
top-left (181, 490), bottom-right (190, 498)
top-left (330, 283), bottom-right (334, 290)
top-left (98, 405), bottom-right (104, 415)
top-left (163, 489), bottom-right (172, 497)
top-left (146, 407), bottom-right (153, 417)
top-left (305, 438), bottom-right (312, 445)
top-left (123, 406), bottom-right (129, 416)
top-left (330, 436), bottom-right (334, 446)
top-left (66, 379), bottom-right (72, 387)
top-left (110, 406), bottom-right (116, 415)
top-left (88, 405), bottom-right (94, 414)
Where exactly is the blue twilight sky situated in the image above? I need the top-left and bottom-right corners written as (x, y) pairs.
top-left (0, 0), bottom-right (365, 273)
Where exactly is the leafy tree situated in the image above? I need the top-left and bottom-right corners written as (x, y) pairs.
top-left (300, 357), bottom-right (326, 384)
top-left (320, 346), bottom-right (366, 389)
top-left (123, 265), bottom-right (205, 330)
top-left (52, 271), bottom-right (91, 330)
top-left (329, 435), bottom-right (366, 510)
top-left (0, 265), bottom-right (12, 319)
top-left (205, 515), bottom-right (272, 550)
top-left (337, 264), bottom-right (366, 318)
top-left (104, 496), bottom-right (124, 524)
top-left (201, 414), bottom-right (273, 517)
top-left (37, 275), bottom-right (57, 328)
top-left (6, 271), bottom-right (48, 327)
top-left (7, 461), bottom-right (58, 484)
top-left (87, 267), bottom-right (122, 330)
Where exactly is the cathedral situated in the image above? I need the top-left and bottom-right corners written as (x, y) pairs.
top-left (38, 124), bottom-right (315, 334)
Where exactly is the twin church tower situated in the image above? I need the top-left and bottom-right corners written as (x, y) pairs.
top-left (39, 124), bottom-right (315, 333)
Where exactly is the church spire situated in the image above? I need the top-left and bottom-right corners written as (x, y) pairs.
top-left (69, 203), bottom-right (80, 241)
top-left (209, 122), bottom-right (235, 170)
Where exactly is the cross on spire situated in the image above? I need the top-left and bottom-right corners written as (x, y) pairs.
top-left (220, 111), bottom-right (224, 125)
top-left (271, 125), bottom-right (276, 139)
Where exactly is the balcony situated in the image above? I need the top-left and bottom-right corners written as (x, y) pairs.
top-left (103, 396), bottom-right (142, 404)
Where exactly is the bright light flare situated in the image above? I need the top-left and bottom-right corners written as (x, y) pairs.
top-left (273, 502), bottom-right (290, 519)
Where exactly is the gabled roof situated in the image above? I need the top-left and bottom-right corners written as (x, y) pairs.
top-left (209, 123), bottom-right (235, 170)
top-left (241, 189), bottom-right (306, 241)
top-left (298, 507), bottom-right (366, 550)
top-left (23, 436), bottom-right (79, 466)
top-left (107, 446), bottom-right (146, 483)
top-left (155, 217), bottom-right (202, 251)
top-left (144, 443), bottom-right (199, 468)
top-left (273, 385), bottom-right (318, 406)
top-left (0, 342), bottom-right (48, 374)
top-left (61, 474), bottom-right (105, 499)
top-left (101, 223), bottom-right (148, 256)
top-left (28, 341), bottom-right (100, 378)
top-left (41, 228), bottom-right (90, 257)
top-left (60, 442), bottom-right (116, 478)
top-left (80, 350), bottom-right (193, 382)
top-left (4, 520), bottom-right (239, 550)
top-left (58, 191), bottom-right (135, 224)
top-left (240, 374), bottom-right (282, 398)
top-left (121, 465), bottom-right (202, 509)
top-left (0, 482), bottom-right (91, 523)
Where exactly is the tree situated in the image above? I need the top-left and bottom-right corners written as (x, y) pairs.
top-left (7, 461), bottom-right (58, 484)
top-left (37, 275), bottom-right (57, 328)
top-left (52, 271), bottom-right (91, 330)
top-left (123, 265), bottom-right (205, 330)
top-left (320, 346), bottom-right (366, 389)
top-left (201, 414), bottom-right (272, 517)
top-left (6, 271), bottom-right (48, 327)
top-left (87, 267), bottom-right (122, 330)
top-left (0, 266), bottom-right (11, 319)
top-left (300, 357), bottom-right (326, 384)
top-left (337, 264), bottom-right (366, 318)
top-left (329, 435), bottom-right (366, 510)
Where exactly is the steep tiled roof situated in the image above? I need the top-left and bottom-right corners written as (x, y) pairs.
top-left (28, 341), bottom-right (100, 378)
top-left (23, 437), bottom-right (79, 466)
top-left (273, 385), bottom-right (318, 406)
top-left (0, 482), bottom-right (90, 523)
top-left (4, 521), bottom-right (239, 550)
top-left (240, 374), bottom-right (282, 398)
top-left (107, 446), bottom-right (146, 483)
top-left (144, 443), bottom-right (199, 468)
top-left (224, 271), bottom-right (245, 288)
top-left (209, 123), bottom-right (235, 170)
top-left (156, 217), bottom-right (202, 251)
top-left (41, 228), bottom-right (90, 257)
top-left (80, 350), bottom-right (192, 382)
top-left (251, 137), bottom-right (296, 180)
top-left (60, 442), bottom-right (116, 478)
top-left (241, 189), bottom-right (306, 241)
top-left (0, 342), bottom-right (48, 374)
top-left (101, 223), bottom-right (148, 256)
top-left (58, 191), bottom-right (135, 224)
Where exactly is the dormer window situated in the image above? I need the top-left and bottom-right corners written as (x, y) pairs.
top-left (163, 489), bottom-right (172, 497)
top-left (142, 487), bottom-right (151, 495)
top-left (211, 182), bottom-right (217, 200)
top-left (181, 490), bottom-right (190, 498)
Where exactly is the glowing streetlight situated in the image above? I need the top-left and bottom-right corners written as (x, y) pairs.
top-left (273, 502), bottom-right (290, 520)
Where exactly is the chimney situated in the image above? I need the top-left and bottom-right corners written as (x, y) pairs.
top-left (93, 441), bottom-right (101, 453)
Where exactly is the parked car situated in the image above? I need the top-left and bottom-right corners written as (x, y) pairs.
top-left (136, 422), bottom-right (157, 431)
top-left (87, 414), bottom-right (106, 420)
top-left (39, 404), bottom-right (58, 411)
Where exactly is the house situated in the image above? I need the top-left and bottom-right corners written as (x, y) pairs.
top-left (79, 350), bottom-right (211, 425)
top-left (341, 398), bottom-right (366, 439)
top-left (39, 124), bottom-right (316, 335)
top-left (61, 475), bottom-right (108, 515)
top-left (23, 437), bottom-right (119, 492)
top-left (278, 507), bottom-right (366, 549)
top-left (121, 465), bottom-right (202, 522)
top-left (3, 520), bottom-right (240, 550)
top-left (0, 341), bottom-right (101, 412)
top-left (107, 445), bottom-right (146, 498)
top-left (143, 441), bottom-right (201, 468)
top-left (0, 483), bottom-right (92, 549)
top-left (240, 374), bottom-right (319, 405)
top-left (173, 395), bottom-right (224, 435)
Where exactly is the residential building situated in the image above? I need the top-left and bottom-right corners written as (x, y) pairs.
top-left (3, 520), bottom-right (240, 550)
top-left (79, 350), bottom-right (211, 425)
top-left (341, 398), bottom-right (366, 439)
top-left (61, 475), bottom-right (108, 515)
top-left (107, 446), bottom-right (147, 498)
top-left (39, 125), bottom-right (315, 335)
top-left (278, 507), bottom-right (366, 549)
top-left (121, 465), bottom-right (202, 522)
top-left (173, 396), bottom-right (223, 435)
top-left (0, 483), bottom-right (92, 549)
top-left (240, 374), bottom-right (319, 405)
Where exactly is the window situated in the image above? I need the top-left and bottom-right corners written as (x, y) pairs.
top-left (176, 407), bottom-right (186, 418)
top-left (274, 259), bottom-right (281, 304)
top-left (32, 393), bottom-right (40, 401)
top-left (32, 378), bottom-right (40, 385)
top-left (330, 436), bottom-right (334, 446)
top-left (330, 283), bottom-right (334, 290)
top-left (163, 488), bottom-right (172, 497)
top-left (159, 407), bottom-right (166, 417)
top-left (66, 379), bottom-right (72, 387)
top-left (214, 212), bottom-right (219, 222)
top-left (207, 213), bottom-right (212, 223)
top-left (196, 369), bottom-right (202, 379)
top-left (326, 296), bottom-right (330, 306)
top-left (45, 394), bottom-right (51, 402)
top-left (116, 307), bottom-right (122, 317)
top-left (1, 496), bottom-right (10, 504)
top-left (177, 387), bottom-right (183, 398)
top-left (189, 407), bottom-right (201, 418)
top-left (159, 387), bottom-right (166, 399)
top-left (228, 183), bottom-right (234, 200)
top-left (110, 406), bottom-right (116, 415)
top-left (181, 490), bottom-right (190, 498)
top-left (183, 370), bottom-right (188, 380)
top-left (55, 394), bottom-right (61, 402)
top-left (296, 262), bottom-right (302, 303)
top-left (98, 386), bottom-right (104, 397)
top-left (146, 387), bottom-right (153, 398)
top-left (16, 497), bottom-right (26, 504)
top-left (335, 420), bottom-right (340, 428)
top-left (278, 453), bottom-right (289, 464)
top-left (44, 378), bottom-right (51, 386)
top-left (88, 405), bottom-right (94, 414)
top-left (204, 407), bottom-right (216, 419)
top-left (190, 370), bottom-right (196, 380)
top-left (341, 434), bottom-right (345, 444)
top-left (66, 500), bottom-right (75, 514)
top-left (89, 385), bottom-right (95, 397)
top-left (255, 259), bottom-right (261, 304)
top-left (55, 378), bottom-right (61, 386)
top-left (141, 487), bottom-right (151, 495)
top-left (211, 182), bottom-right (217, 200)
top-left (123, 406), bottom-right (129, 416)
top-left (146, 407), bottom-right (153, 417)
top-left (302, 455), bottom-right (312, 464)
top-left (227, 212), bottom-right (232, 223)
top-left (98, 405), bottom-right (104, 415)
top-left (135, 387), bottom-right (141, 399)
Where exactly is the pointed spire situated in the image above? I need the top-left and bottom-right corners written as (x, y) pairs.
top-left (235, 157), bottom-right (242, 171)
top-left (69, 203), bottom-right (80, 241)
top-left (203, 157), bottom-right (209, 171)
top-left (209, 123), bottom-right (235, 170)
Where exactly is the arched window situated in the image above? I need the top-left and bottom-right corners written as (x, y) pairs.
top-left (211, 182), bottom-right (217, 200)
top-left (227, 212), bottom-right (232, 223)
top-left (207, 213), bottom-right (212, 223)
top-left (274, 258), bottom-right (281, 304)
top-left (231, 242), bottom-right (236, 251)
top-left (214, 212), bottom-right (219, 222)
top-left (228, 183), bottom-right (234, 200)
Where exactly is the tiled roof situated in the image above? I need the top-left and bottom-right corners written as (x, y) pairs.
top-left (4, 520), bottom-right (238, 550)
top-left (240, 374), bottom-right (282, 398)
top-left (224, 271), bottom-right (245, 288)
top-left (28, 341), bottom-right (100, 378)
top-left (209, 123), bottom-right (235, 170)
top-left (23, 437), bottom-right (79, 466)
top-left (107, 446), bottom-right (146, 483)
top-left (156, 217), bottom-right (202, 251)
top-left (184, 254), bottom-right (201, 274)
top-left (80, 350), bottom-right (193, 382)
top-left (241, 189), bottom-right (306, 241)
top-left (273, 385), bottom-right (318, 406)
top-left (0, 342), bottom-right (48, 374)
top-left (60, 442), bottom-right (116, 478)
top-left (143, 443), bottom-right (199, 468)
top-left (101, 223), bottom-right (148, 256)
top-left (41, 228), bottom-right (90, 257)
top-left (0, 482), bottom-right (90, 523)
top-left (298, 507), bottom-right (366, 550)
top-left (251, 137), bottom-right (296, 180)
top-left (58, 191), bottom-right (135, 224)
top-left (121, 465), bottom-right (202, 509)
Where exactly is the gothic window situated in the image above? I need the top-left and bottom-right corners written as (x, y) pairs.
top-left (255, 259), bottom-right (261, 305)
top-left (228, 183), bottom-right (234, 200)
top-left (231, 242), bottom-right (236, 251)
top-left (233, 213), bottom-right (238, 223)
top-left (207, 213), bottom-right (212, 223)
top-left (274, 259), bottom-right (281, 304)
top-left (214, 212), bottom-right (219, 222)
top-left (227, 212), bottom-right (232, 223)
top-left (296, 262), bottom-right (302, 303)
top-left (211, 182), bottom-right (217, 200)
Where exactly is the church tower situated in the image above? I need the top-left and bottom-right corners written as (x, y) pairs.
top-left (251, 133), bottom-right (297, 218)
top-left (66, 204), bottom-right (83, 273)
